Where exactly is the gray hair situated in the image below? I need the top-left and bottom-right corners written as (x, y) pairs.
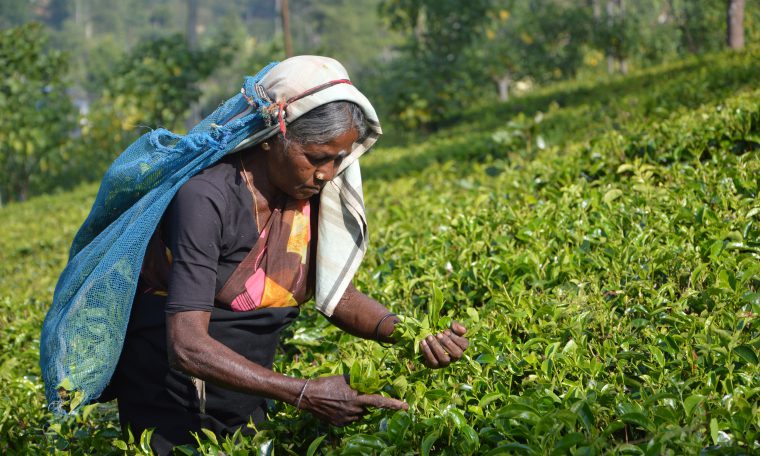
top-left (281, 101), bottom-right (368, 146)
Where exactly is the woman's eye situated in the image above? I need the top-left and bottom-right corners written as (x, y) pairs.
top-left (309, 154), bottom-right (340, 165)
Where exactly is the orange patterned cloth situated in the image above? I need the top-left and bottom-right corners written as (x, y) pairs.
top-left (217, 198), bottom-right (313, 311)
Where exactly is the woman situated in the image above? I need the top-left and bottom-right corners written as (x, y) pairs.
top-left (109, 56), bottom-right (469, 454)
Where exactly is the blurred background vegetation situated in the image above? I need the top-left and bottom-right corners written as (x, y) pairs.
top-left (0, 0), bottom-right (755, 204)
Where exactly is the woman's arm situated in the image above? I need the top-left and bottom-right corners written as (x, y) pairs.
top-left (326, 284), bottom-right (399, 342)
top-left (328, 284), bottom-right (470, 368)
top-left (166, 310), bottom-right (407, 426)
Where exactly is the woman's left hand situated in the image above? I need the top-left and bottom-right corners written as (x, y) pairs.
top-left (420, 322), bottom-right (469, 369)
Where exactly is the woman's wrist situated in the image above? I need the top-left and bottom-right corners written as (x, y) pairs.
top-left (254, 370), bottom-right (312, 407)
top-left (375, 313), bottom-right (400, 345)
top-left (295, 378), bottom-right (311, 409)
top-left (329, 284), bottom-right (401, 341)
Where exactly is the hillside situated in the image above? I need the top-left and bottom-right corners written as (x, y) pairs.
top-left (1, 48), bottom-right (758, 454)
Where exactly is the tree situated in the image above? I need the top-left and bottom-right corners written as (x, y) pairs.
top-left (79, 32), bottom-right (237, 179)
top-left (378, 0), bottom-right (492, 128)
top-left (479, 1), bottom-right (592, 101)
top-left (592, 0), bottom-right (640, 74)
top-left (590, 0), bottom-right (687, 73)
top-left (666, 0), bottom-right (725, 55)
top-left (287, 0), bottom-right (402, 75)
top-left (0, 0), bottom-right (32, 29)
top-left (727, 0), bottom-right (745, 49)
top-left (0, 23), bottom-right (77, 203)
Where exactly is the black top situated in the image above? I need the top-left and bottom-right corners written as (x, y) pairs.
top-left (164, 153), bottom-right (259, 313)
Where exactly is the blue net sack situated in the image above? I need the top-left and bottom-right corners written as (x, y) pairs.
top-left (40, 62), bottom-right (280, 413)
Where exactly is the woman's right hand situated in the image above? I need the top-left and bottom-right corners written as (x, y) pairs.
top-left (299, 375), bottom-right (408, 426)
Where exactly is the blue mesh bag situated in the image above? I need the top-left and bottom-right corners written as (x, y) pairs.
top-left (40, 62), bottom-right (281, 413)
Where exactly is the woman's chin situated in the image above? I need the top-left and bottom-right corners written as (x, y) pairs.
top-left (292, 187), bottom-right (321, 200)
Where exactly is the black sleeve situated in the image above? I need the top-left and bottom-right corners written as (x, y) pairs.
top-left (164, 178), bottom-right (226, 313)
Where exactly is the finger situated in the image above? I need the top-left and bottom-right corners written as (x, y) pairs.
top-left (426, 335), bottom-right (451, 366)
top-left (436, 333), bottom-right (464, 359)
top-left (444, 329), bottom-right (469, 351)
top-left (450, 333), bottom-right (470, 351)
top-left (329, 407), bottom-right (364, 427)
top-left (450, 321), bottom-right (467, 336)
top-left (356, 394), bottom-right (409, 410)
top-left (420, 339), bottom-right (439, 368)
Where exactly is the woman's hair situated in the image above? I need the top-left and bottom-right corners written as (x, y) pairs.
top-left (281, 101), bottom-right (368, 146)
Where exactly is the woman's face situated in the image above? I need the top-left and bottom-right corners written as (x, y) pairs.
top-left (266, 127), bottom-right (359, 200)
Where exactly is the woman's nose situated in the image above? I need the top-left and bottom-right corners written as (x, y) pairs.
top-left (316, 162), bottom-right (337, 182)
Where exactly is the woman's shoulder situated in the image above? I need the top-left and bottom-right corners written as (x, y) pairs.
top-left (178, 157), bottom-right (239, 202)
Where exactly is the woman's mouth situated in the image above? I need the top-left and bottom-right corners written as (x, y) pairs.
top-left (301, 186), bottom-right (321, 195)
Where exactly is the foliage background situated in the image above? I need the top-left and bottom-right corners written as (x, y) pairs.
top-left (0, 0), bottom-right (758, 454)
top-left (0, 0), bottom-right (758, 203)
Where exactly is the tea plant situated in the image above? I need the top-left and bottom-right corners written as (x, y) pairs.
top-left (0, 47), bottom-right (757, 455)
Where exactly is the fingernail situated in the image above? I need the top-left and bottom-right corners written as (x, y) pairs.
top-left (436, 333), bottom-right (443, 340)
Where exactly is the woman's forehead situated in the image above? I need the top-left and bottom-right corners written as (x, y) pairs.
top-left (289, 128), bottom-right (358, 153)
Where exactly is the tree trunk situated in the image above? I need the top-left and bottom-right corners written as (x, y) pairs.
top-left (496, 75), bottom-right (511, 102)
top-left (619, 58), bottom-right (628, 75)
top-left (605, 0), bottom-right (616, 74)
top-left (591, 0), bottom-right (601, 18)
top-left (281, 0), bottom-right (294, 57)
top-left (75, 0), bottom-right (92, 39)
top-left (727, 0), bottom-right (745, 49)
top-left (605, 0), bottom-right (627, 74)
top-left (186, 0), bottom-right (198, 50)
top-left (18, 179), bottom-right (29, 202)
top-left (184, 0), bottom-right (201, 132)
top-left (680, 0), bottom-right (697, 53)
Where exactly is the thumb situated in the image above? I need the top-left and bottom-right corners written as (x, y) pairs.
top-left (356, 394), bottom-right (409, 410)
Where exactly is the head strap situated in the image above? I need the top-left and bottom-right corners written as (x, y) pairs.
top-left (274, 79), bottom-right (354, 135)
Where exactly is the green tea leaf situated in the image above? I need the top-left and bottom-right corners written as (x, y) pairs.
top-left (69, 390), bottom-right (86, 411)
top-left (428, 284), bottom-right (444, 328)
top-left (478, 392), bottom-right (504, 408)
top-left (347, 434), bottom-right (386, 450)
top-left (603, 189), bottom-right (623, 204)
top-left (465, 307), bottom-right (480, 323)
top-left (306, 435), bottom-right (326, 456)
top-left (733, 345), bottom-right (758, 365)
top-left (458, 425), bottom-right (479, 454)
top-left (387, 411), bottom-right (411, 442)
top-left (710, 418), bottom-right (719, 445)
top-left (421, 429), bottom-right (441, 456)
top-left (621, 412), bottom-right (653, 432)
top-left (446, 407), bottom-right (467, 428)
top-left (201, 428), bottom-right (218, 445)
top-left (574, 402), bottom-right (594, 432)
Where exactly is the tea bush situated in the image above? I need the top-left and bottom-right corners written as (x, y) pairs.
top-left (0, 47), bottom-right (757, 455)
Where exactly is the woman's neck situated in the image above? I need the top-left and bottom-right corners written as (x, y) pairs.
top-left (239, 148), bottom-right (285, 207)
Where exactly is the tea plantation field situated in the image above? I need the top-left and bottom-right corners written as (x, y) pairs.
top-left (1, 48), bottom-right (759, 455)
